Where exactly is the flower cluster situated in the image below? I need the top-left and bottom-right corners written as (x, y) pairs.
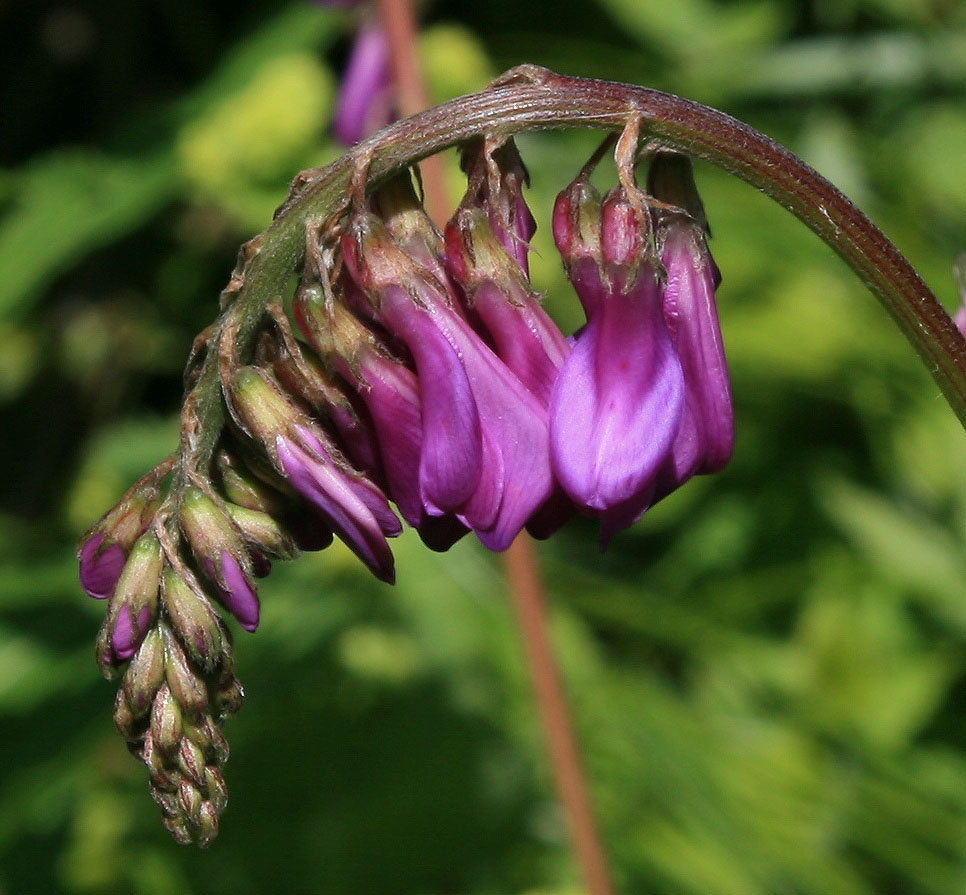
top-left (78, 134), bottom-right (732, 844)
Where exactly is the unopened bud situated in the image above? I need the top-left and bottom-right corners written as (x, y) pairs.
top-left (163, 814), bottom-right (193, 846)
top-left (215, 450), bottom-right (287, 515)
top-left (161, 567), bottom-right (225, 674)
top-left (162, 624), bottom-right (209, 717)
top-left (96, 533), bottom-right (162, 671)
top-left (78, 475), bottom-right (163, 600)
top-left (196, 800), bottom-right (220, 848)
top-left (177, 736), bottom-right (207, 789)
top-left (204, 766), bottom-right (229, 814)
top-left (178, 780), bottom-right (203, 823)
top-left (230, 366), bottom-right (302, 447)
top-left (151, 684), bottom-right (183, 756)
top-left (180, 487), bottom-right (260, 633)
top-left (113, 687), bottom-right (140, 740)
top-left (122, 625), bottom-right (166, 716)
top-left (213, 674), bottom-right (245, 719)
top-left (227, 504), bottom-right (298, 560)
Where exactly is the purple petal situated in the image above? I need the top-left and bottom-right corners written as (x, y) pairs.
top-left (661, 228), bottom-right (734, 481)
top-left (278, 436), bottom-right (396, 583)
top-left (79, 533), bottom-right (127, 600)
top-left (333, 24), bottom-right (394, 146)
top-left (293, 424), bottom-right (401, 537)
top-left (378, 286), bottom-right (483, 514)
top-left (350, 351), bottom-right (424, 526)
top-left (550, 266), bottom-right (685, 515)
top-left (111, 604), bottom-right (138, 661)
top-left (469, 280), bottom-right (570, 408)
top-left (220, 550), bottom-right (261, 632)
top-left (427, 305), bottom-right (554, 550)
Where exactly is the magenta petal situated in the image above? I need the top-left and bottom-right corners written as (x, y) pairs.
top-left (79, 534), bottom-right (127, 600)
top-left (379, 287), bottom-right (483, 513)
top-left (328, 400), bottom-right (384, 486)
top-left (220, 551), bottom-right (260, 632)
top-left (111, 604), bottom-right (138, 661)
top-left (458, 425), bottom-right (505, 535)
top-left (470, 280), bottom-right (570, 409)
top-left (550, 269), bottom-right (685, 514)
top-left (437, 314), bottom-right (554, 550)
top-left (278, 437), bottom-right (395, 583)
top-left (661, 229), bottom-right (734, 480)
top-left (293, 424), bottom-right (401, 537)
top-left (352, 352), bottom-right (425, 526)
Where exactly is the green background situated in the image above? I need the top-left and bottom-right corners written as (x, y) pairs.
top-left (3, 1), bottom-right (966, 892)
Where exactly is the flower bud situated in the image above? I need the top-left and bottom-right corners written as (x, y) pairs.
top-left (96, 533), bottom-right (163, 671)
top-left (213, 673), bottom-right (245, 719)
top-left (215, 450), bottom-right (287, 515)
top-left (78, 476), bottom-right (163, 600)
top-left (177, 736), bottom-right (207, 789)
top-left (179, 487), bottom-right (260, 632)
top-left (226, 504), bottom-right (298, 561)
top-left (122, 624), bottom-right (167, 717)
top-left (113, 687), bottom-right (139, 740)
top-left (151, 684), bottom-right (183, 756)
top-left (267, 327), bottom-right (384, 482)
top-left (230, 366), bottom-right (400, 582)
top-left (161, 567), bottom-right (225, 675)
top-left (162, 624), bottom-right (209, 718)
top-left (445, 206), bottom-right (569, 408)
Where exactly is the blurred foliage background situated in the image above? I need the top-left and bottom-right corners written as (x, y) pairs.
top-left (3, 0), bottom-right (966, 892)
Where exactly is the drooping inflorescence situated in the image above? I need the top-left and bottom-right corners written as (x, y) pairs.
top-left (78, 119), bottom-right (733, 845)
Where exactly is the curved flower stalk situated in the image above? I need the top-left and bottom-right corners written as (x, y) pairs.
top-left (79, 66), bottom-right (966, 845)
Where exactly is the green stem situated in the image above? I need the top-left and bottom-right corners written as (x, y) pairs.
top-left (183, 63), bottom-right (966, 480)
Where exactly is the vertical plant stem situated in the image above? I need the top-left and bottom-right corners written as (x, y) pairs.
top-left (374, 6), bottom-right (616, 889)
top-left (504, 536), bottom-right (616, 895)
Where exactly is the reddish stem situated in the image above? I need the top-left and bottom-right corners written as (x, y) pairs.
top-left (504, 536), bottom-right (616, 895)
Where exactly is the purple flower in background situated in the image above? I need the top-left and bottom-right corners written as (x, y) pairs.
top-left (333, 21), bottom-right (395, 145)
top-left (954, 252), bottom-right (966, 338)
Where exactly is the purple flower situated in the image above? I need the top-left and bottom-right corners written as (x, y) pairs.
top-left (295, 287), bottom-right (468, 551)
top-left (550, 156), bottom-right (734, 543)
top-left (333, 22), bottom-right (395, 146)
top-left (342, 199), bottom-right (554, 551)
top-left (551, 182), bottom-right (686, 543)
